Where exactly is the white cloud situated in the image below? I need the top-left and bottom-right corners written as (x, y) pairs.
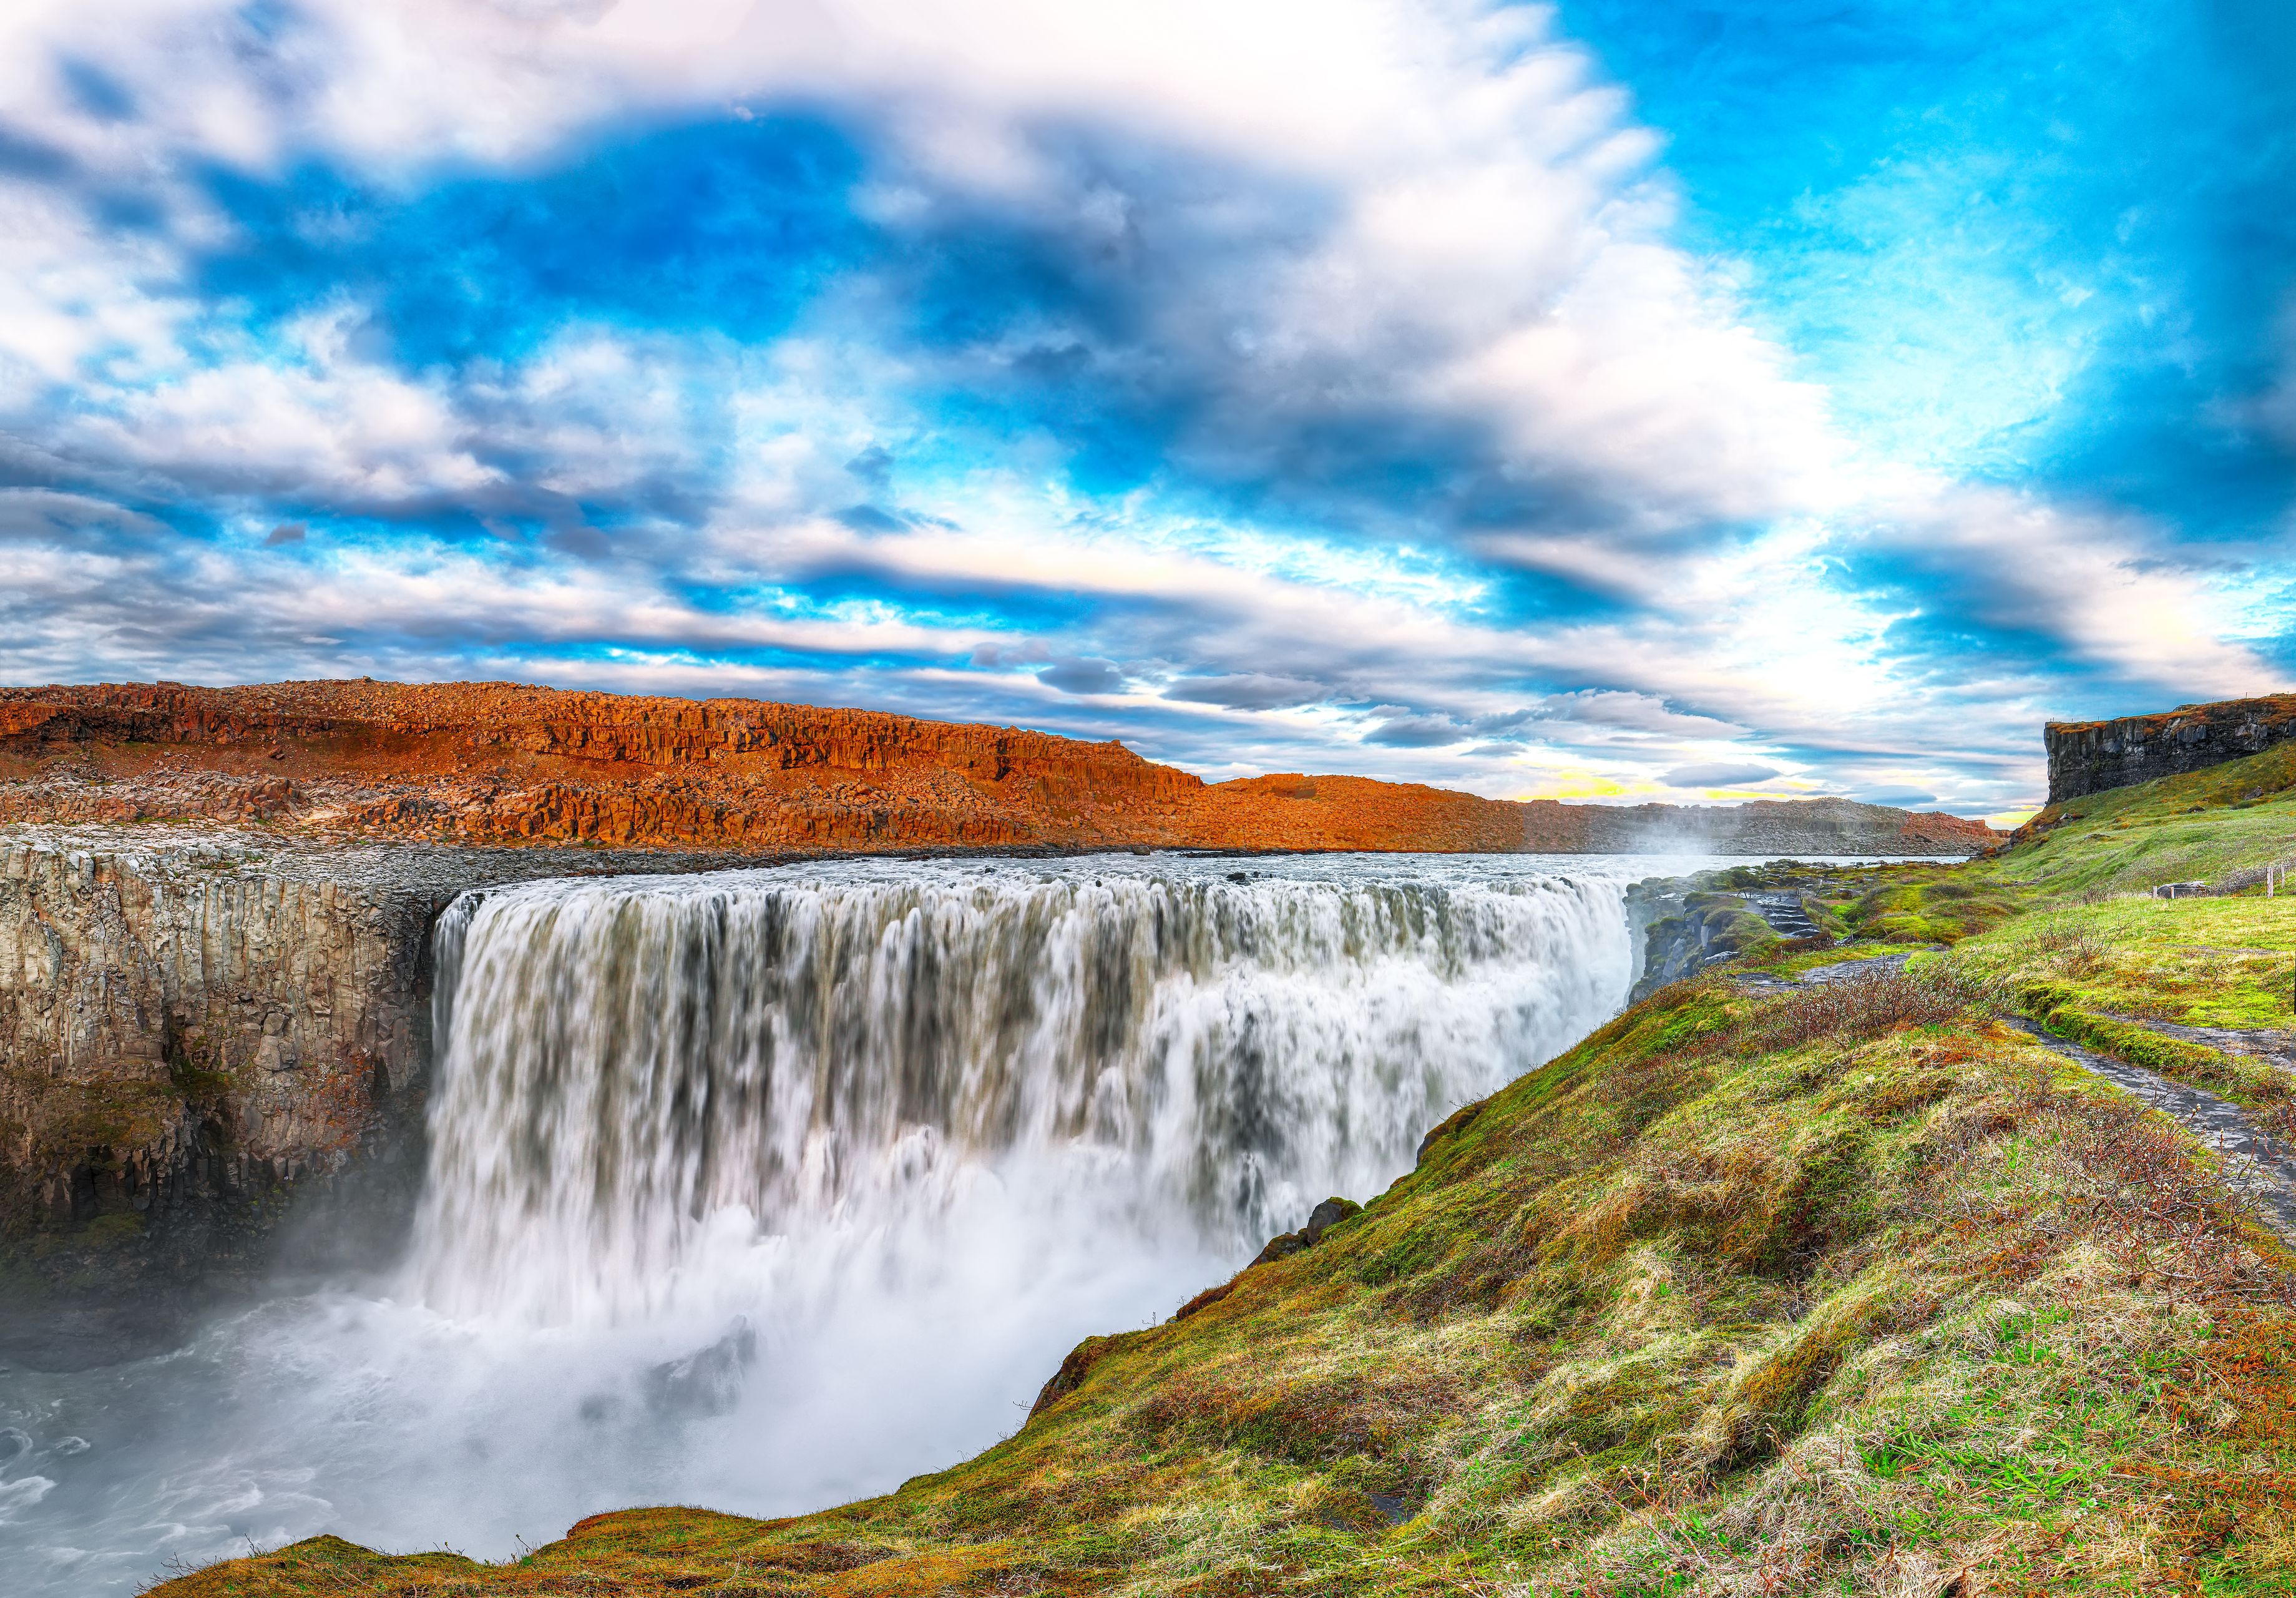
top-left (1862, 478), bottom-right (2275, 699)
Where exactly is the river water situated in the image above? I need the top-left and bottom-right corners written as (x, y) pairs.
top-left (0, 851), bottom-right (1725, 1594)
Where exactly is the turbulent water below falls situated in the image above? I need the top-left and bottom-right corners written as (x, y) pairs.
top-left (1, 852), bottom-right (1715, 1595)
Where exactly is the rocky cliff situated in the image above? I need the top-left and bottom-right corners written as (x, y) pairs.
top-left (0, 828), bottom-right (756, 1363)
top-left (0, 679), bottom-right (1199, 850)
top-left (2046, 691), bottom-right (2296, 803)
top-left (0, 680), bottom-right (1997, 856)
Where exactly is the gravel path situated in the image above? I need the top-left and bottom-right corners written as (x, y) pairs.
top-left (2013, 1019), bottom-right (2296, 1241)
top-left (2107, 1012), bottom-right (2296, 1078)
top-left (1727, 946), bottom-right (1945, 994)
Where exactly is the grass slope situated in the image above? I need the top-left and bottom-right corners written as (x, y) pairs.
top-left (154, 767), bottom-right (2296, 1598)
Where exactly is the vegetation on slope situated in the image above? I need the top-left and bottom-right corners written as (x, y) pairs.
top-left (2001, 742), bottom-right (2296, 897)
top-left (154, 763), bottom-right (2296, 1598)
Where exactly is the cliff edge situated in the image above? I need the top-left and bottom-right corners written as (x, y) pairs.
top-left (2046, 690), bottom-right (2296, 803)
top-left (0, 679), bottom-right (1996, 856)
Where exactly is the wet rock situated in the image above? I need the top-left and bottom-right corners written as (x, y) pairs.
top-left (645, 1319), bottom-right (758, 1418)
top-left (1300, 1195), bottom-right (1361, 1246)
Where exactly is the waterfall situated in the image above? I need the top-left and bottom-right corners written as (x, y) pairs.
top-left (2, 852), bottom-right (1671, 1597)
top-left (408, 855), bottom-right (1636, 1326)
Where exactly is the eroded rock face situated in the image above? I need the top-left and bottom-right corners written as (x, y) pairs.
top-left (0, 680), bottom-right (1203, 850)
top-left (0, 834), bottom-right (446, 1354)
top-left (2046, 694), bottom-right (2296, 803)
top-left (0, 828), bottom-right (758, 1361)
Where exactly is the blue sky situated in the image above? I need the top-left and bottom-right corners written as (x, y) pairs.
top-left (1, 1), bottom-right (2290, 820)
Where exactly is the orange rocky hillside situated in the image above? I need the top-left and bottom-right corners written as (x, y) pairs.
top-left (0, 680), bottom-right (1997, 855)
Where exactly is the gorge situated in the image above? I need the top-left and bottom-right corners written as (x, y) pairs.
top-left (0, 679), bottom-right (2003, 1594)
top-left (0, 681), bottom-right (1997, 1350)
top-left (5, 850), bottom-right (1661, 1594)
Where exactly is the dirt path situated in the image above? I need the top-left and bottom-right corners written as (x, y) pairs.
top-left (1728, 946), bottom-right (1945, 994)
top-left (2108, 1012), bottom-right (2296, 1077)
top-left (2012, 1019), bottom-right (2296, 1240)
top-left (1719, 954), bottom-right (2296, 1235)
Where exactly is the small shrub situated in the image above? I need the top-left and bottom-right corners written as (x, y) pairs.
top-left (1718, 971), bottom-right (1984, 1058)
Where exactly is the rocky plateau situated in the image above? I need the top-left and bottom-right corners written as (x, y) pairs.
top-left (2046, 689), bottom-right (2296, 803)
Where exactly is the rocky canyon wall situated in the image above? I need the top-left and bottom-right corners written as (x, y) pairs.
top-left (0, 680), bottom-right (1998, 1353)
top-left (0, 680), bottom-right (1997, 856)
top-left (0, 679), bottom-right (1202, 851)
top-left (2046, 692), bottom-right (2296, 803)
top-left (0, 829), bottom-right (748, 1361)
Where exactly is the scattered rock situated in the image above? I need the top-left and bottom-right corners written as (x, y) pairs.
top-left (1414, 1102), bottom-right (1484, 1165)
top-left (1029, 1332), bottom-right (1133, 1416)
top-left (1300, 1195), bottom-right (1361, 1246)
top-left (1249, 1232), bottom-right (1304, 1267)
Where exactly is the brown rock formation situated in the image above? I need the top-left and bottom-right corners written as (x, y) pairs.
top-left (2046, 692), bottom-right (2296, 803)
top-left (0, 679), bottom-right (1997, 856)
top-left (0, 829), bottom-right (773, 1360)
top-left (0, 831), bottom-right (436, 1355)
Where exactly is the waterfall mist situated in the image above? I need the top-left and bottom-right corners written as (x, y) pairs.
top-left (0, 852), bottom-right (1672, 1595)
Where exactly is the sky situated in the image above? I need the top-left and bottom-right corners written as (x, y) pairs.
top-left (1, 1), bottom-right (2292, 822)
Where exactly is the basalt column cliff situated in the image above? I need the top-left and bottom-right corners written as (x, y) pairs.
top-left (2046, 691), bottom-right (2296, 803)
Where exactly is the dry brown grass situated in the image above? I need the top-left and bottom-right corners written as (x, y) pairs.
top-left (1718, 969), bottom-right (1990, 1058)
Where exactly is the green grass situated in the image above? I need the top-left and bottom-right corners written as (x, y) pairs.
top-left (1934, 895), bottom-right (2296, 1139)
top-left (1837, 873), bottom-right (2026, 946)
top-left (153, 758), bottom-right (2296, 1598)
top-left (1990, 742), bottom-right (2296, 897)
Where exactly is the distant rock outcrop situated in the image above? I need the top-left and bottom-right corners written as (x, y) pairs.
top-left (2046, 692), bottom-right (2296, 803)
top-left (1520, 795), bottom-right (1995, 856)
top-left (0, 680), bottom-right (1996, 857)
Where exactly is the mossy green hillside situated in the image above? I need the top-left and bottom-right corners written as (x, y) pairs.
top-left (2000, 740), bottom-right (2296, 896)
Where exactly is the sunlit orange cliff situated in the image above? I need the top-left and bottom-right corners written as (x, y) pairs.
top-left (0, 680), bottom-right (1996, 855)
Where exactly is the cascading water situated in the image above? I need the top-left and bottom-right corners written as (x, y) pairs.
top-left (0, 852), bottom-right (1682, 1597)
top-left (410, 858), bottom-right (1633, 1329)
